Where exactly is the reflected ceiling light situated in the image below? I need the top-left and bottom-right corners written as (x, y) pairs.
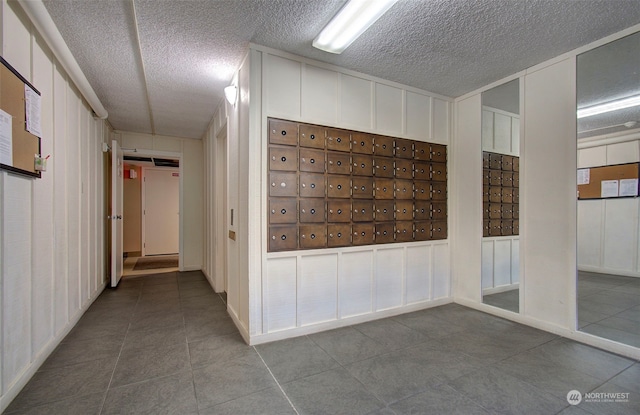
top-left (312, 0), bottom-right (398, 54)
top-left (224, 85), bottom-right (237, 106)
top-left (577, 95), bottom-right (640, 119)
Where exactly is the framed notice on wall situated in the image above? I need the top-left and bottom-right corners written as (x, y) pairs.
top-left (577, 163), bottom-right (639, 199)
top-left (0, 56), bottom-right (42, 178)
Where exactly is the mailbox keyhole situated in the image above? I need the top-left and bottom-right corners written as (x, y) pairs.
top-left (281, 209), bottom-right (286, 214)
top-left (337, 209), bottom-right (342, 214)
top-left (310, 183), bottom-right (316, 188)
top-left (337, 137), bottom-right (341, 143)
top-left (337, 184), bottom-right (342, 190)
top-left (310, 208), bottom-right (316, 214)
top-left (310, 159), bottom-right (315, 164)
top-left (281, 235), bottom-right (286, 240)
top-left (337, 232), bottom-right (342, 237)
top-left (281, 130), bottom-right (286, 136)
top-left (337, 161), bottom-right (342, 166)
top-left (310, 234), bottom-right (316, 239)
top-left (310, 134), bottom-right (315, 139)
top-left (281, 156), bottom-right (286, 162)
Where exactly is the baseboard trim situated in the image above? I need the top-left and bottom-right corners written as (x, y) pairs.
top-left (482, 283), bottom-right (519, 295)
top-left (578, 266), bottom-right (640, 279)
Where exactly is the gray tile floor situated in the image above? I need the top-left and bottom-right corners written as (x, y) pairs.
top-left (483, 289), bottom-right (519, 312)
top-left (578, 271), bottom-right (640, 348)
top-left (5, 271), bottom-right (640, 415)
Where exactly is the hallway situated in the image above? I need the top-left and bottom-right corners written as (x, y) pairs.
top-left (5, 271), bottom-right (639, 414)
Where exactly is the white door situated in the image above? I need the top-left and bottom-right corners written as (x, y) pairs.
top-left (111, 139), bottom-right (124, 287)
top-left (143, 168), bottom-right (179, 255)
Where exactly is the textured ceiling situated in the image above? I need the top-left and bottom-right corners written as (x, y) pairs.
top-left (42, 0), bottom-right (640, 139)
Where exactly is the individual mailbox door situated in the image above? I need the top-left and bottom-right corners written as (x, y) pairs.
top-left (375, 179), bottom-right (394, 199)
top-left (299, 149), bottom-right (325, 173)
top-left (395, 159), bottom-right (413, 179)
top-left (269, 225), bottom-right (297, 251)
top-left (299, 225), bottom-right (327, 249)
top-left (299, 199), bottom-right (325, 223)
top-left (502, 187), bottom-right (513, 203)
top-left (327, 152), bottom-right (351, 175)
top-left (328, 224), bottom-right (351, 247)
top-left (489, 203), bottom-right (502, 219)
top-left (431, 144), bottom-right (447, 162)
top-left (269, 119), bottom-right (298, 146)
top-left (502, 155), bottom-right (514, 171)
top-left (489, 220), bottom-right (501, 236)
top-left (395, 138), bottom-right (413, 159)
top-left (374, 135), bottom-right (394, 157)
top-left (513, 191), bottom-right (519, 204)
top-left (395, 180), bottom-right (413, 200)
top-left (489, 153), bottom-right (502, 170)
top-left (327, 176), bottom-right (350, 198)
top-left (352, 200), bottom-right (375, 222)
top-left (513, 204), bottom-right (519, 219)
top-left (395, 221), bottom-right (413, 242)
top-left (501, 204), bottom-right (513, 219)
top-left (513, 220), bottom-right (519, 235)
top-left (431, 182), bottom-right (446, 200)
top-left (269, 172), bottom-right (297, 197)
top-left (375, 200), bottom-right (395, 221)
top-left (374, 157), bottom-right (394, 178)
top-left (430, 221), bottom-right (447, 240)
top-left (414, 142), bottom-right (430, 161)
top-left (299, 124), bottom-right (325, 149)
top-left (352, 154), bottom-right (373, 176)
top-left (513, 157), bottom-right (520, 172)
top-left (351, 132), bottom-right (374, 154)
top-left (414, 181), bottom-right (431, 200)
top-left (414, 201), bottom-right (430, 220)
top-left (502, 171), bottom-right (513, 187)
top-left (414, 221), bottom-right (430, 241)
top-left (483, 220), bottom-right (490, 237)
top-left (352, 223), bottom-right (375, 245)
top-left (327, 200), bottom-right (351, 222)
top-left (483, 152), bottom-right (490, 169)
top-left (513, 173), bottom-right (519, 187)
top-left (501, 220), bottom-right (513, 236)
top-left (326, 128), bottom-right (351, 152)
top-left (414, 161), bottom-right (430, 181)
top-left (489, 187), bottom-right (502, 203)
top-left (483, 203), bottom-right (490, 219)
top-left (269, 146), bottom-right (298, 171)
top-left (483, 187), bottom-right (490, 203)
top-left (269, 198), bottom-right (297, 224)
top-left (395, 200), bottom-right (413, 221)
top-left (483, 169), bottom-right (491, 186)
top-left (352, 177), bottom-right (374, 199)
top-left (431, 202), bottom-right (447, 220)
top-left (490, 170), bottom-right (502, 186)
top-left (375, 223), bottom-right (395, 244)
top-left (299, 173), bottom-right (325, 198)
top-left (430, 162), bottom-right (447, 182)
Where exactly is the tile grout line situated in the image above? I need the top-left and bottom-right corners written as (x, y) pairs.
top-left (253, 347), bottom-right (300, 415)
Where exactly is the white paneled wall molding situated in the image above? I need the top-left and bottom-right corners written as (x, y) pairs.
top-left (0, 2), bottom-right (109, 412)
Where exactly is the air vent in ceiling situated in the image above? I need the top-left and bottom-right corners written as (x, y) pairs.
top-left (124, 156), bottom-right (153, 162)
top-left (154, 158), bottom-right (179, 168)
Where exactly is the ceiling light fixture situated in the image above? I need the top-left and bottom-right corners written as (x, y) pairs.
top-left (224, 85), bottom-right (237, 106)
top-left (577, 95), bottom-right (640, 119)
top-left (312, 0), bottom-right (398, 54)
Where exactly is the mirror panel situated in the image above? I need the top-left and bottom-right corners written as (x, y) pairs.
top-left (576, 31), bottom-right (640, 347)
top-left (481, 79), bottom-right (520, 313)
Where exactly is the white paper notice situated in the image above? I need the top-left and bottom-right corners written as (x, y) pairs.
top-left (601, 180), bottom-right (619, 198)
top-left (619, 178), bottom-right (639, 197)
top-left (24, 84), bottom-right (42, 137)
top-left (0, 109), bottom-right (12, 166)
top-left (577, 168), bottom-right (590, 185)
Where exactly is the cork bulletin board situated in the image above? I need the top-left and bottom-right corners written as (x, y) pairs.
top-left (0, 56), bottom-right (42, 178)
top-left (577, 163), bottom-right (639, 199)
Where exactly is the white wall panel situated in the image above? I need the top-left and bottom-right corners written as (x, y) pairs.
top-left (340, 74), bottom-right (372, 130)
top-left (494, 113), bottom-right (512, 153)
top-left (375, 248), bottom-right (404, 311)
top-left (152, 136), bottom-right (182, 152)
top-left (298, 254), bottom-right (338, 326)
top-left (406, 246), bottom-right (431, 304)
top-left (66, 91), bottom-right (81, 317)
top-left (375, 83), bottom-right (403, 135)
top-left (481, 241), bottom-right (494, 289)
top-left (266, 55), bottom-right (301, 118)
top-left (433, 244), bottom-right (451, 299)
top-left (3, 2), bottom-right (30, 76)
top-left (603, 199), bottom-right (638, 272)
top-left (481, 110), bottom-right (494, 150)
top-left (265, 257), bottom-right (297, 332)
top-left (80, 107), bottom-right (90, 305)
top-left (607, 141), bottom-right (639, 165)
top-left (512, 118), bottom-right (520, 155)
top-left (433, 98), bottom-right (450, 143)
top-left (302, 64), bottom-right (338, 124)
top-left (578, 146), bottom-right (606, 168)
top-left (577, 200), bottom-right (603, 268)
top-left (511, 239), bottom-right (520, 284)
top-left (494, 240), bottom-right (512, 287)
top-left (182, 139), bottom-right (204, 270)
top-left (406, 92), bottom-right (430, 141)
top-left (339, 251), bottom-right (373, 318)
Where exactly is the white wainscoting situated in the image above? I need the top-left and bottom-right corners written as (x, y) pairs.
top-left (482, 237), bottom-right (520, 294)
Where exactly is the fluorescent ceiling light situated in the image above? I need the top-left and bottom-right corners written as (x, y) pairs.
top-left (577, 95), bottom-right (640, 119)
top-left (313, 0), bottom-right (398, 54)
top-left (224, 85), bottom-right (237, 105)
